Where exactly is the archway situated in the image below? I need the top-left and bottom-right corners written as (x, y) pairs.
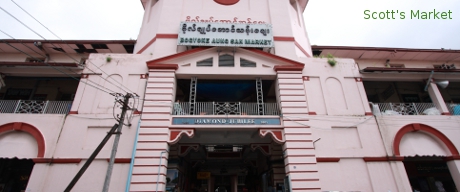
top-left (393, 123), bottom-right (459, 192)
top-left (0, 122), bottom-right (45, 158)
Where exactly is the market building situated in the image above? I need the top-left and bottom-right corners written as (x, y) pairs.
top-left (1, 0), bottom-right (460, 192)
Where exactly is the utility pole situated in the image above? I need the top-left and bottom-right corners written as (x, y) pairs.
top-left (103, 93), bottom-right (132, 192)
top-left (64, 93), bottom-right (132, 192)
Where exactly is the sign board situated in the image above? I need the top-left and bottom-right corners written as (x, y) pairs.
top-left (172, 117), bottom-right (281, 125)
top-left (178, 22), bottom-right (274, 48)
top-left (197, 172), bottom-right (211, 179)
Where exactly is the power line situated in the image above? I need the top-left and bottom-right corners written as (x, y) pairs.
top-left (10, 0), bottom-right (136, 94)
top-left (1, 40), bottom-right (117, 95)
top-left (0, 29), bottom-right (46, 57)
top-left (0, 4), bottom-right (134, 94)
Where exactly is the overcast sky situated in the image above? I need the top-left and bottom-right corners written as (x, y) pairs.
top-left (1, 0), bottom-right (459, 49)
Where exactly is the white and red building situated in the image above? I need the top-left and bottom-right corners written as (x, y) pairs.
top-left (1, 0), bottom-right (460, 192)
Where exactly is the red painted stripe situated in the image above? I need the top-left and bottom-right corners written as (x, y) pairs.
top-left (147, 47), bottom-right (210, 64)
top-left (291, 188), bottom-right (321, 191)
top-left (68, 111), bottom-right (78, 114)
top-left (286, 170), bottom-right (318, 174)
top-left (137, 36), bottom-right (157, 54)
top-left (316, 157), bottom-right (340, 162)
top-left (274, 36), bottom-right (295, 41)
top-left (105, 158), bottom-right (131, 163)
top-left (33, 158), bottom-right (82, 164)
top-left (294, 41), bottom-right (312, 57)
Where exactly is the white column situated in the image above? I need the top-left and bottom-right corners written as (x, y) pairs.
top-left (427, 81), bottom-right (450, 115)
top-left (447, 160), bottom-right (460, 191)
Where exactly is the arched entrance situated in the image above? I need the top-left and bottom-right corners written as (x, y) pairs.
top-left (167, 128), bottom-right (285, 192)
top-left (0, 122), bottom-right (45, 192)
top-left (393, 123), bottom-right (460, 192)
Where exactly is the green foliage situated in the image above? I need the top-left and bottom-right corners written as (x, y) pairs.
top-left (106, 56), bottom-right (112, 62)
top-left (326, 53), bottom-right (337, 67)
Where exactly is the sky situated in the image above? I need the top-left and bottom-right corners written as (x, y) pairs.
top-left (0, 0), bottom-right (459, 49)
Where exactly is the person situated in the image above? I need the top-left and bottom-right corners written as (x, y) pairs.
top-left (173, 99), bottom-right (185, 115)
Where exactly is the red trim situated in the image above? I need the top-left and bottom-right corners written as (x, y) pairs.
top-left (133, 110), bottom-right (142, 114)
top-left (147, 63), bottom-right (179, 70)
top-left (0, 61), bottom-right (79, 67)
top-left (365, 112), bottom-right (373, 116)
top-left (106, 158), bottom-right (131, 163)
top-left (156, 34), bottom-right (178, 39)
top-left (302, 76), bottom-right (309, 81)
top-left (213, 0), bottom-right (240, 5)
top-left (245, 48), bottom-right (304, 66)
top-left (316, 157), bottom-right (340, 162)
top-left (442, 112), bottom-right (451, 115)
top-left (362, 67), bottom-right (460, 73)
top-left (0, 122), bottom-right (46, 158)
top-left (308, 112), bottom-right (317, 115)
top-left (274, 36), bottom-right (295, 41)
top-left (294, 41), bottom-right (311, 57)
top-left (291, 188), bottom-right (321, 191)
top-left (363, 156), bottom-right (404, 162)
top-left (33, 158), bottom-right (82, 163)
top-left (355, 77), bottom-right (362, 82)
top-left (274, 65), bottom-right (304, 72)
top-left (393, 123), bottom-right (460, 156)
top-left (146, 47), bottom-right (210, 64)
top-left (312, 45), bottom-right (460, 54)
top-left (291, 179), bottom-right (320, 182)
top-left (137, 34), bottom-right (178, 54)
top-left (68, 111), bottom-right (78, 114)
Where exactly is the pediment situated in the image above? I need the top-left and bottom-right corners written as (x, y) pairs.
top-left (146, 47), bottom-right (304, 72)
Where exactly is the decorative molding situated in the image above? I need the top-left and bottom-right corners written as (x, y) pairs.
top-left (178, 144), bottom-right (200, 156)
top-left (0, 122), bottom-right (45, 158)
top-left (245, 48), bottom-right (304, 67)
top-left (259, 129), bottom-right (284, 144)
top-left (169, 129), bottom-right (195, 144)
top-left (250, 144), bottom-right (271, 155)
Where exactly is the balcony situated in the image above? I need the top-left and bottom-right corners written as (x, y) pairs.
top-left (371, 102), bottom-right (441, 115)
top-left (447, 103), bottom-right (460, 115)
top-left (0, 100), bottom-right (72, 114)
top-left (173, 102), bottom-right (280, 116)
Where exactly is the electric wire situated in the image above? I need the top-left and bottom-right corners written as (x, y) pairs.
top-left (1, 4), bottom-right (134, 94)
top-left (0, 29), bottom-right (47, 57)
top-left (1, 40), bottom-right (116, 94)
top-left (10, 0), bottom-right (136, 94)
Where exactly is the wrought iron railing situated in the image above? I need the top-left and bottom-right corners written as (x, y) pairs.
top-left (173, 102), bottom-right (280, 116)
top-left (370, 102), bottom-right (440, 115)
top-left (446, 103), bottom-right (460, 115)
top-left (0, 100), bottom-right (73, 114)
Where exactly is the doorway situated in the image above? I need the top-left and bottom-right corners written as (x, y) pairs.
top-left (404, 157), bottom-right (457, 192)
top-left (0, 158), bottom-right (35, 192)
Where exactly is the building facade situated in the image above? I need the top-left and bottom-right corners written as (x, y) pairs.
top-left (1, 0), bottom-right (460, 192)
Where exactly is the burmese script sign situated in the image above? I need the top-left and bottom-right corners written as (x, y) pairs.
top-left (172, 117), bottom-right (281, 125)
top-left (178, 22), bottom-right (274, 48)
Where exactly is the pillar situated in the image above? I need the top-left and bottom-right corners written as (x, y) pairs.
top-left (275, 66), bottom-right (321, 191)
top-left (427, 81), bottom-right (450, 115)
top-left (129, 64), bottom-right (177, 191)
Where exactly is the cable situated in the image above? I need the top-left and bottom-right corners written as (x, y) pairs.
top-left (10, 0), bottom-right (136, 94)
top-left (1, 4), bottom-right (134, 94)
top-left (0, 29), bottom-right (47, 57)
top-left (1, 40), bottom-right (116, 94)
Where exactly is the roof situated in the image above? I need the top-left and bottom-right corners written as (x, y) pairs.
top-left (312, 45), bottom-right (460, 62)
top-left (0, 39), bottom-right (136, 55)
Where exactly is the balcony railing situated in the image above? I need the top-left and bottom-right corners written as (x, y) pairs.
top-left (371, 102), bottom-right (441, 115)
top-left (447, 103), bottom-right (460, 115)
top-left (0, 100), bottom-right (73, 114)
top-left (173, 102), bottom-right (280, 116)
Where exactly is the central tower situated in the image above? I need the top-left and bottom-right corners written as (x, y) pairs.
top-left (134, 0), bottom-right (312, 60)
